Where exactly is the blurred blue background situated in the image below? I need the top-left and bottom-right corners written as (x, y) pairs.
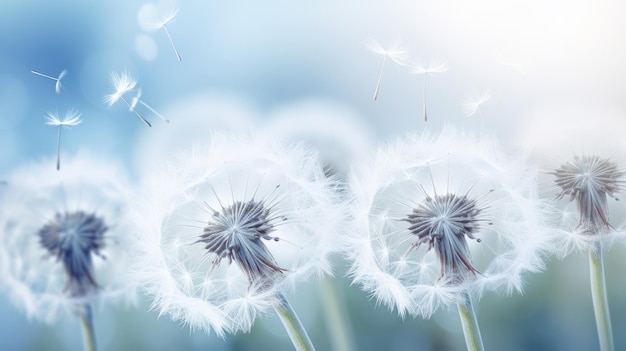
top-left (2, 0), bottom-right (626, 350)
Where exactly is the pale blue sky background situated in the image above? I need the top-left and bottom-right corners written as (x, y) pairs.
top-left (1, 0), bottom-right (626, 350)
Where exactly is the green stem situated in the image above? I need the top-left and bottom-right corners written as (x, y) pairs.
top-left (320, 276), bottom-right (354, 351)
top-left (589, 243), bottom-right (614, 351)
top-left (273, 291), bottom-right (316, 351)
top-left (79, 304), bottom-right (97, 351)
top-left (456, 292), bottom-right (485, 351)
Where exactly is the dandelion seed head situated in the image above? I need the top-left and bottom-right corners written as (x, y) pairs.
top-left (38, 211), bottom-right (107, 298)
top-left (104, 71), bottom-right (137, 106)
top-left (0, 153), bottom-right (137, 323)
top-left (132, 132), bottom-right (344, 334)
top-left (197, 197), bottom-right (286, 290)
top-left (553, 155), bottom-right (624, 235)
top-left (404, 193), bottom-right (484, 284)
top-left (346, 127), bottom-right (550, 317)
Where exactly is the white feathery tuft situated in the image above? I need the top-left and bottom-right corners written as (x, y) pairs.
top-left (0, 153), bottom-right (137, 323)
top-left (130, 131), bottom-right (346, 335)
top-left (345, 126), bottom-right (551, 318)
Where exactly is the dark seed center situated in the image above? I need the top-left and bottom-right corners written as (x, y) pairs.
top-left (38, 211), bottom-right (107, 297)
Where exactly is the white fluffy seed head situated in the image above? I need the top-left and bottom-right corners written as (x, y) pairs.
top-left (345, 126), bottom-right (551, 318)
top-left (546, 155), bottom-right (626, 256)
top-left (264, 100), bottom-right (375, 182)
top-left (0, 152), bottom-right (137, 323)
top-left (131, 132), bottom-right (345, 336)
top-left (553, 155), bottom-right (624, 230)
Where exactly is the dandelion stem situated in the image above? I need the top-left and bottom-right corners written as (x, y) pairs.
top-left (589, 242), bottom-right (614, 351)
top-left (139, 100), bottom-right (169, 123)
top-left (31, 70), bottom-right (58, 81)
top-left (79, 304), bottom-right (97, 351)
top-left (55, 126), bottom-right (62, 171)
top-left (320, 275), bottom-right (354, 351)
top-left (162, 25), bottom-right (182, 62)
top-left (120, 96), bottom-right (152, 127)
top-left (273, 291), bottom-right (316, 351)
top-left (457, 292), bottom-right (485, 351)
top-left (373, 54), bottom-right (387, 101)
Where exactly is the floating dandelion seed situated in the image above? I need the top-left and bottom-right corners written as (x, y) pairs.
top-left (45, 109), bottom-right (82, 171)
top-left (346, 127), bottom-right (549, 350)
top-left (367, 40), bottom-right (406, 101)
top-left (132, 133), bottom-right (344, 347)
top-left (461, 90), bottom-right (492, 117)
top-left (104, 71), bottom-right (151, 127)
top-left (410, 59), bottom-right (448, 122)
top-left (151, 6), bottom-right (182, 61)
top-left (131, 88), bottom-right (169, 123)
top-left (552, 155), bottom-right (624, 351)
top-left (0, 154), bottom-right (136, 350)
top-left (31, 69), bottom-right (67, 94)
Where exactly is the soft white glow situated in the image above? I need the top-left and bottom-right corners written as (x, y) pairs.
top-left (135, 34), bottom-right (158, 61)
